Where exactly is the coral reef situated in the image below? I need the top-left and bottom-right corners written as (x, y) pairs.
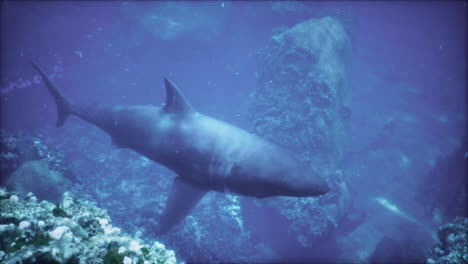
top-left (427, 217), bottom-right (468, 264)
top-left (0, 187), bottom-right (181, 264)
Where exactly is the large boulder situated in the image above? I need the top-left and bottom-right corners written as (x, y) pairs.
top-left (0, 130), bottom-right (77, 186)
top-left (246, 16), bottom-right (353, 260)
top-left (250, 16), bottom-right (352, 173)
top-left (4, 160), bottom-right (73, 203)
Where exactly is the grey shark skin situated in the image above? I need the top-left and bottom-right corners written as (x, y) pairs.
top-left (32, 62), bottom-right (329, 234)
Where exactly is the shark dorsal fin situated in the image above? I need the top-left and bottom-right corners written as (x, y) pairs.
top-left (164, 78), bottom-right (193, 114)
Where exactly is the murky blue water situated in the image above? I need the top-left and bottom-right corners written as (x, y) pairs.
top-left (1, 1), bottom-right (466, 263)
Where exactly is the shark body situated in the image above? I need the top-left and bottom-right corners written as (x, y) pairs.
top-left (32, 62), bottom-right (329, 234)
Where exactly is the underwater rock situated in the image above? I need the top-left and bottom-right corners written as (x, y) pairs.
top-left (415, 137), bottom-right (467, 221)
top-left (250, 16), bottom-right (352, 172)
top-left (369, 235), bottom-right (427, 264)
top-left (0, 129), bottom-right (77, 186)
top-left (427, 217), bottom-right (468, 264)
top-left (247, 16), bottom-right (352, 256)
top-left (4, 160), bottom-right (73, 203)
top-left (241, 177), bottom-right (351, 262)
top-left (336, 194), bottom-right (437, 263)
top-left (0, 187), bottom-right (181, 264)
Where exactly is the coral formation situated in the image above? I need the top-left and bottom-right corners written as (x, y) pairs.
top-left (427, 217), bottom-right (468, 264)
top-left (0, 187), bottom-right (181, 264)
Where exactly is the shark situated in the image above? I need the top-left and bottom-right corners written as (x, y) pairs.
top-left (32, 62), bottom-right (329, 234)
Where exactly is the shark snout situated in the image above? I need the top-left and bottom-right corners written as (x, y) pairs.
top-left (293, 171), bottom-right (330, 197)
top-left (312, 176), bottom-right (330, 195)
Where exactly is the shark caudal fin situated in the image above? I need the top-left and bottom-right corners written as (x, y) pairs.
top-left (31, 61), bottom-right (72, 127)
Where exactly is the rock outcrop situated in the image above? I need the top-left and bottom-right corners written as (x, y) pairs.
top-left (4, 160), bottom-right (73, 203)
top-left (246, 16), bottom-right (353, 260)
top-left (250, 16), bottom-right (352, 172)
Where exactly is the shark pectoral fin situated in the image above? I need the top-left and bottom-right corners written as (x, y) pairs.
top-left (156, 177), bottom-right (207, 235)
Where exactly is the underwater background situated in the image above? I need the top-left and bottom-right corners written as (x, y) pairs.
top-left (0, 1), bottom-right (466, 263)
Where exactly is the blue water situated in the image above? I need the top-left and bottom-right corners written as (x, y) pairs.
top-left (1, 1), bottom-right (466, 263)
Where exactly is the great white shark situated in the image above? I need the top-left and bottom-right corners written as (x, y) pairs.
top-left (32, 62), bottom-right (330, 234)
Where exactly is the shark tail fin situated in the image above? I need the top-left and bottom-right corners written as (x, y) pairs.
top-left (31, 61), bottom-right (73, 127)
